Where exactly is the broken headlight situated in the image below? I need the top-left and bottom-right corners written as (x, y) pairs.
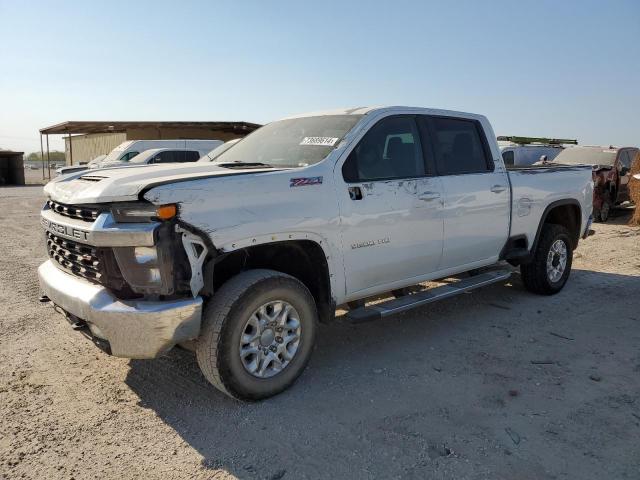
top-left (112, 223), bottom-right (180, 296)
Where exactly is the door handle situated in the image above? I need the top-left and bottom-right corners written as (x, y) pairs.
top-left (490, 185), bottom-right (507, 193)
top-left (418, 191), bottom-right (441, 202)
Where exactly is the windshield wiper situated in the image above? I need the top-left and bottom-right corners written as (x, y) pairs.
top-left (215, 161), bottom-right (277, 169)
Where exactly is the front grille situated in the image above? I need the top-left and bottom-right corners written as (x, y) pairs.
top-left (47, 200), bottom-right (101, 222)
top-left (46, 231), bottom-right (103, 282)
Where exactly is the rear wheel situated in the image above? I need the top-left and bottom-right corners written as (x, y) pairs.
top-left (520, 224), bottom-right (573, 295)
top-left (196, 269), bottom-right (317, 401)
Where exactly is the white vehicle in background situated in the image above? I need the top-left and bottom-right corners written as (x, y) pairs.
top-left (56, 155), bottom-right (103, 176)
top-left (96, 140), bottom-right (223, 168)
top-left (500, 145), bottom-right (563, 167)
top-left (125, 148), bottom-right (203, 165)
top-left (55, 140), bottom-right (224, 176)
top-left (199, 139), bottom-right (241, 161)
top-left (39, 106), bottom-right (594, 401)
top-left (498, 136), bottom-right (577, 167)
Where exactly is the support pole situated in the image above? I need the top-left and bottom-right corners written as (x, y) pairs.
top-left (46, 135), bottom-right (51, 180)
top-left (40, 133), bottom-right (45, 181)
top-left (68, 132), bottom-right (73, 166)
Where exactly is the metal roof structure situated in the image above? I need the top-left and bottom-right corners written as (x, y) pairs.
top-left (40, 120), bottom-right (261, 135)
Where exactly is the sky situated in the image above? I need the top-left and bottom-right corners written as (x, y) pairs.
top-left (1, 0), bottom-right (638, 154)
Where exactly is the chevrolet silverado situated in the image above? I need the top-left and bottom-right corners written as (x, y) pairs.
top-left (39, 106), bottom-right (594, 400)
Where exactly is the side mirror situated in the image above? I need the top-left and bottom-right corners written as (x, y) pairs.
top-left (539, 155), bottom-right (548, 163)
top-left (620, 166), bottom-right (630, 176)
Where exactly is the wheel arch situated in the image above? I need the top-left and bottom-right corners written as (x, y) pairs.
top-left (531, 199), bottom-right (582, 252)
top-left (207, 238), bottom-right (335, 323)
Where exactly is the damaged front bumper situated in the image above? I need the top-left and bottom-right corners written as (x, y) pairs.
top-left (38, 259), bottom-right (202, 358)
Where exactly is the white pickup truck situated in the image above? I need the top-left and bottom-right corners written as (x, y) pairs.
top-left (38, 106), bottom-right (594, 400)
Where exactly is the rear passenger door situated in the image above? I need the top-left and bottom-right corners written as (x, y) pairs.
top-left (420, 116), bottom-right (510, 270)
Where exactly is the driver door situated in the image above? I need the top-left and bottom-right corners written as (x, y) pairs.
top-left (335, 115), bottom-right (444, 297)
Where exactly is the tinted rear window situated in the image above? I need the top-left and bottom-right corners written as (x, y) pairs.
top-left (425, 117), bottom-right (492, 175)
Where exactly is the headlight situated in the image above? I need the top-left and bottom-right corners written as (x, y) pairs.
top-left (111, 203), bottom-right (177, 223)
top-left (113, 244), bottom-right (173, 294)
top-left (111, 221), bottom-right (180, 296)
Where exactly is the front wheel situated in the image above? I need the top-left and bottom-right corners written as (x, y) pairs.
top-left (196, 269), bottom-right (317, 401)
top-left (520, 224), bottom-right (573, 295)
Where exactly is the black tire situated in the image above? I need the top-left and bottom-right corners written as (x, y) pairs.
top-left (520, 224), bottom-right (573, 295)
top-left (196, 269), bottom-right (317, 401)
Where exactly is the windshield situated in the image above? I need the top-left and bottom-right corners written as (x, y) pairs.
top-left (553, 147), bottom-right (617, 166)
top-left (212, 115), bottom-right (363, 168)
top-left (200, 140), bottom-right (240, 161)
top-left (101, 142), bottom-right (134, 163)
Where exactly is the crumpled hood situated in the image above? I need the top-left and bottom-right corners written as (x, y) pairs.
top-left (44, 162), bottom-right (276, 204)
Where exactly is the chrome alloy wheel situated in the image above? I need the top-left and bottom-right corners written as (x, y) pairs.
top-left (239, 301), bottom-right (302, 378)
top-left (546, 239), bottom-right (567, 283)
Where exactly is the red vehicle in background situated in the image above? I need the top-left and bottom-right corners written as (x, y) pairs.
top-left (551, 146), bottom-right (638, 222)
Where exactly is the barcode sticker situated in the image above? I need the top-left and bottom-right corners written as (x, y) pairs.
top-left (300, 137), bottom-right (339, 147)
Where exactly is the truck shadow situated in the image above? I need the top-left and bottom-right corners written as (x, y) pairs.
top-left (124, 267), bottom-right (640, 479)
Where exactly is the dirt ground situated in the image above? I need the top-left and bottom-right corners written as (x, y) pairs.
top-left (0, 186), bottom-right (638, 480)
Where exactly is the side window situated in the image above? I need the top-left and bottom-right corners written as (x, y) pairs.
top-left (619, 151), bottom-right (632, 170)
top-left (426, 117), bottom-right (493, 175)
top-left (502, 150), bottom-right (515, 166)
top-left (183, 151), bottom-right (200, 162)
top-left (153, 151), bottom-right (178, 163)
top-left (120, 151), bottom-right (139, 161)
top-left (342, 116), bottom-right (425, 182)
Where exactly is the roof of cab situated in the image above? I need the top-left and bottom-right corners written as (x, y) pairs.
top-left (282, 105), bottom-right (487, 121)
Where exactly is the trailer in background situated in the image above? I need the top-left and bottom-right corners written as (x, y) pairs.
top-left (0, 151), bottom-right (25, 185)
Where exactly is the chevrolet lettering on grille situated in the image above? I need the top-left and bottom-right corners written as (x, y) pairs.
top-left (41, 217), bottom-right (90, 241)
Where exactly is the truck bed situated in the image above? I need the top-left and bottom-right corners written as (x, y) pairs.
top-left (507, 164), bottom-right (593, 246)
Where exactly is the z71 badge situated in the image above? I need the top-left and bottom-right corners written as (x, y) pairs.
top-left (290, 176), bottom-right (323, 188)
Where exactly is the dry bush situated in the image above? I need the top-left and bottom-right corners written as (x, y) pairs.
top-left (629, 151), bottom-right (640, 226)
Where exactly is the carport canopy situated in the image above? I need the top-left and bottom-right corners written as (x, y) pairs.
top-left (38, 120), bottom-right (262, 179)
top-left (40, 120), bottom-right (261, 135)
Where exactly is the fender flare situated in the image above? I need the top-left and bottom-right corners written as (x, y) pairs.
top-left (530, 199), bottom-right (582, 253)
top-left (213, 231), bottom-right (343, 302)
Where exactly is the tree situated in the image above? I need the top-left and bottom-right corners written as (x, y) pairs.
top-left (26, 151), bottom-right (66, 163)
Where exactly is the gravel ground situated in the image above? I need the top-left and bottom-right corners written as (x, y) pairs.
top-left (0, 186), bottom-right (639, 480)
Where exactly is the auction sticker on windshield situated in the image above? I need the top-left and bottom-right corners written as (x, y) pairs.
top-left (300, 137), bottom-right (339, 147)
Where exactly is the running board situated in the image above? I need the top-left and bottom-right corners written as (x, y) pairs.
top-left (346, 270), bottom-right (512, 323)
